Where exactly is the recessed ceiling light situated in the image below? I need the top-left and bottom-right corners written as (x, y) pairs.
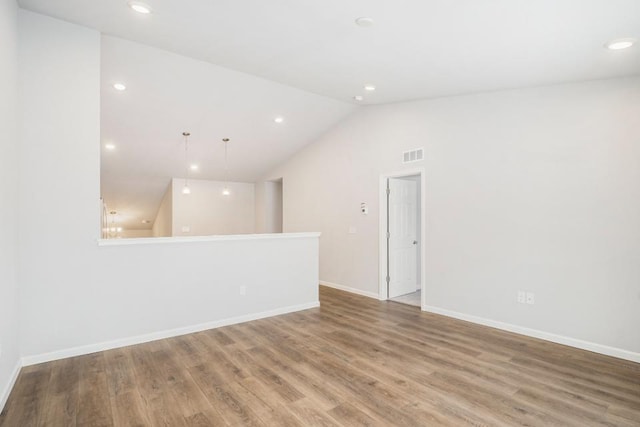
top-left (353, 95), bottom-right (364, 102)
top-left (355, 17), bottom-right (374, 27)
top-left (128, 1), bottom-right (152, 14)
top-left (113, 83), bottom-right (126, 91)
top-left (605, 38), bottom-right (636, 50)
top-left (105, 143), bottom-right (116, 150)
top-left (274, 116), bottom-right (284, 124)
top-left (364, 85), bottom-right (376, 92)
top-left (190, 164), bottom-right (199, 171)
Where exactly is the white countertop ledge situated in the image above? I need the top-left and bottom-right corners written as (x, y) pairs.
top-left (98, 232), bottom-right (321, 247)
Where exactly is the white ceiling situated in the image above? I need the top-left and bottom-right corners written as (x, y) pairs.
top-left (18, 0), bottom-right (640, 104)
top-left (18, 0), bottom-right (640, 230)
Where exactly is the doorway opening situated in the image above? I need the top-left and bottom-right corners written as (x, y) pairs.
top-left (379, 170), bottom-right (425, 308)
top-left (265, 178), bottom-right (283, 233)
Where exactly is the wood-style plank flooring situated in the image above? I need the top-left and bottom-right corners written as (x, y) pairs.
top-left (1, 286), bottom-right (639, 426)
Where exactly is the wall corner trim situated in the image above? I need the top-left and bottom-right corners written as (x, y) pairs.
top-left (422, 305), bottom-right (640, 364)
top-left (0, 359), bottom-right (23, 413)
top-left (21, 301), bottom-right (320, 367)
top-left (320, 281), bottom-right (382, 300)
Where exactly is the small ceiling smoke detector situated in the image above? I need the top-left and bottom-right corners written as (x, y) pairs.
top-left (364, 85), bottom-right (376, 92)
top-left (274, 116), bottom-right (284, 124)
top-left (353, 95), bottom-right (364, 102)
top-left (128, 1), bottom-right (152, 14)
top-left (113, 83), bottom-right (126, 91)
top-left (605, 38), bottom-right (636, 50)
top-left (355, 17), bottom-right (374, 27)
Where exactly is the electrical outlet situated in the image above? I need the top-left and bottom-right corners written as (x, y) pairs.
top-left (240, 285), bottom-right (246, 296)
top-left (526, 292), bottom-right (535, 305)
top-left (181, 225), bottom-right (190, 233)
top-left (517, 291), bottom-right (526, 304)
top-left (348, 226), bottom-right (357, 234)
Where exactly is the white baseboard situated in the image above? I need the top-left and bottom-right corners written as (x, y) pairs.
top-left (0, 359), bottom-right (22, 413)
top-left (22, 301), bottom-right (320, 367)
top-left (422, 305), bottom-right (640, 364)
top-left (320, 280), bottom-right (381, 300)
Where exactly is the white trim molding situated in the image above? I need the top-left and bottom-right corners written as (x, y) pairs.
top-left (0, 359), bottom-right (22, 413)
top-left (320, 281), bottom-right (381, 300)
top-left (98, 232), bottom-right (321, 247)
top-left (22, 301), bottom-right (319, 366)
top-left (422, 305), bottom-right (640, 364)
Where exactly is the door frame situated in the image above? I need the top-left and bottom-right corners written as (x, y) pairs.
top-left (378, 168), bottom-right (426, 309)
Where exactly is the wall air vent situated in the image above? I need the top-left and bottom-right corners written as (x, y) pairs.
top-left (402, 148), bottom-right (424, 164)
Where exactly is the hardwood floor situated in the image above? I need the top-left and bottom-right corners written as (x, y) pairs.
top-left (1, 286), bottom-right (639, 426)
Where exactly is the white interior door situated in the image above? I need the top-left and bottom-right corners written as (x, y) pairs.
top-left (388, 177), bottom-right (418, 298)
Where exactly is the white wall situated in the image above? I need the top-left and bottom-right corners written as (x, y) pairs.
top-left (261, 76), bottom-right (640, 357)
top-left (120, 229), bottom-right (153, 239)
top-left (255, 179), bottom-right (283, 234)
top-left (265, 180), bottom-right (283, 233)
top-left (152, 182), bottom-right (172, 237)
top-left (18, 11), bottom-right (319, 364)
top-left (172, 178), bottom-right (255, 236)
top-left (0, 0), bottom-right (20, 410)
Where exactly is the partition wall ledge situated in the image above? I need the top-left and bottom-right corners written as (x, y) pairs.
top-left (97, 232), bottom-right (321, 246)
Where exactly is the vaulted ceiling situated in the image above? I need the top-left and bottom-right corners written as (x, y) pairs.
top-left (18, 0), bottom-right (640, 230)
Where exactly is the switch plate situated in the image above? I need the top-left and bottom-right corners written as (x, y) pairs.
top-left (526, 292), bottom-right (535, 305)
top-left (240, 286), bottom-right (246, 296)
top-left (517, 291), bottom-right (525, 304)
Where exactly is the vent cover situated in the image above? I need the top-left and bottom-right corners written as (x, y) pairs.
top-left (402, 148), bottom-right (424, 164)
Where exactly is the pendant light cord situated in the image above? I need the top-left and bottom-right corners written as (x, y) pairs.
top-left (183, 132), bottom-right (191, 191)
top-left (224, 139), bottom-right (229, 186)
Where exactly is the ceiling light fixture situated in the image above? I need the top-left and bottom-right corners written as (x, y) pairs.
top-left (353, 95), bottom-right (364, 102)
top-left (355, 17), bottom-right (374, 27)
top-left (105, 143), bottom-right (116, 150)
top-left (364, 85), bottom-right (376, 92)
top-left (182, 132), bottom-right (191, 195)
top-left (190, 164), bottom-right (199, 171)
top-left (128, 1), bottom-right (152, 14)
top-left (605, 38), bottom-right (636, 50)
top-left (274, 116), bottom-right (284, 124)
top-left (142, 219), bottom-right (151, 224)
top-left (222, 138), bottom-right (231, 196)
top-left (113, 83), bottom-right (126, 91)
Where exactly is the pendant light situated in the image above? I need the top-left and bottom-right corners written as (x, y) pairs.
top-left (182, 132), bottom-right (191, 195)
top-left (222, 138), bottom-right (231, 196)
top-left (108, 211), bottom-right (122, 238)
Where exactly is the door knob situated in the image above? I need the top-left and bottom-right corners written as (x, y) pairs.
top-left (413, 240), bottom-right (418, 245)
